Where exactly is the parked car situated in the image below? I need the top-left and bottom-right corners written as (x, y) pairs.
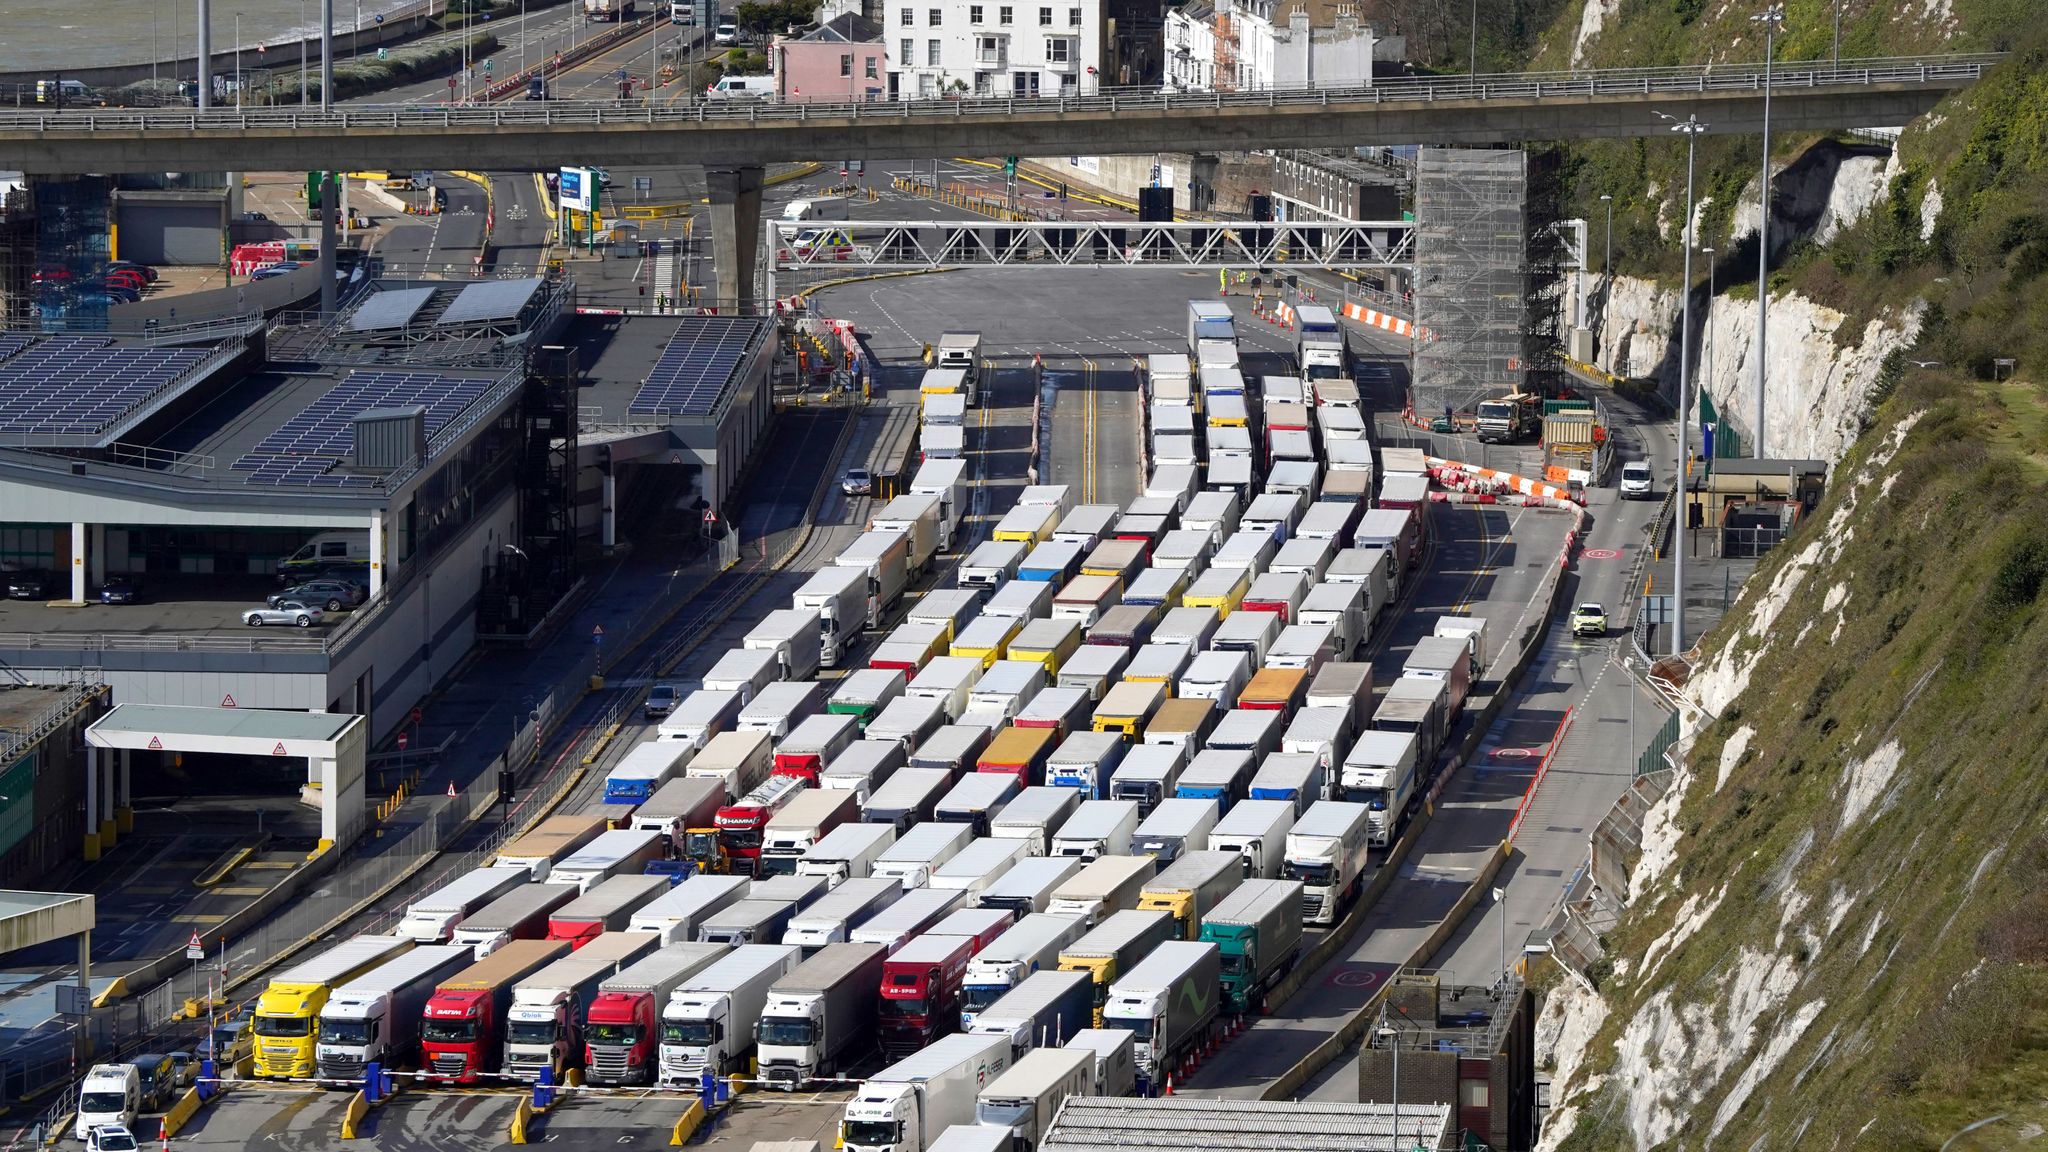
top-left (841, 467), bottom-right (873, 495)
top-left (644, 683), bottom-right (681, 719)
top-left (98, 576), bottom-right (143, 605)
top-left (243, 600), bottom-right (324, 628)
top-left (248, 264), bottom-right (296, 282)
top-left (164, 1051), bottom-right (197, 1089)
top-left (279, 562), bottom-right (369, 588)
top-left (268, 580), bottom-right (365, 612)
top-left (1572, 603), bottom-right (1607, 638)
top-left (105, 260), bottom-right (158, 281)
top-left (7, 569), bottom-right (50, 599)
top-left (86, 1126), bottom-right (139, 1152)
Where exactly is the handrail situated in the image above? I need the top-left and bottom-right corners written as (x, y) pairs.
top-left (0, 54), bottom-right (1999, 136)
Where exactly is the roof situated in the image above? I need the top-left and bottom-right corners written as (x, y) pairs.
top-left (89, 703), bottom-right (355, 742)
top-left (1706, 457), bottom-right (1827, 476)
top-left (801, 12), bottom-right (885, 41)
top-left (1040, 1097), bottom-right (1453, 1152)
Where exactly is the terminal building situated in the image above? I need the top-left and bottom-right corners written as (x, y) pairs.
top-left (0, 273), bottom-right (774, 857)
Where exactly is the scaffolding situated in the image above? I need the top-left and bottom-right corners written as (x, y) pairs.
top-left (0, 177), bottom-right (114, 331)
top-left (1412, 148), bottom-right (1526, 418)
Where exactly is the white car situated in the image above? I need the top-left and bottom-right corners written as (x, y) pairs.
top-left (87, 1127), bottom-right (140, 1152)
top-left (1619, 460), bottom-right (1654, 499)
top-left (243, 600), bottom-right (325, 628)
top-left (1572, 603), bottom-right (1607, 638)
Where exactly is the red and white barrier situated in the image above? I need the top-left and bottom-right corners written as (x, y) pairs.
top-left (1427, 456), bottom-right (1582, 504)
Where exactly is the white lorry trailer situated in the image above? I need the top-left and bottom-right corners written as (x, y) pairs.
top-left (840, 1032), bottom-right (1015, 1152)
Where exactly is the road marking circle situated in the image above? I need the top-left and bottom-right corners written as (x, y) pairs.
top-left (1582, 547), bottom-right (1621, 559)
top-left (1490, 746), bottom-right (1536, 760)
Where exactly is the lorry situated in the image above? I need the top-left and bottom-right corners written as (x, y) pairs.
top-left (836, 530), bottom-right (914, 627)
top-left (878, 933), bottom-right (979, 1056)
top-left (1141, 698), bottom-right (1215, 761)
top-left (1045, 731), bottom-right (1125, 799)
top-left (604, 740), bottom-right (696, 806)
top-left (977, 855), bottom-right (1084, 918)
top-left (660, 688), bottom-right (746, 750)
top-left (1237, 667), bottom-right (1309, 722)
top-left (697, 899), bottom-right (802, 947)
top-left (1007, 618), bottom-right (1083, 677)
top-left (658, 943), bottom-right (802, 1085)
top-left (314, 945), bottom-right (473, 1082)
top-left (1210, 610), bottom-right (1282, 667)
top-left (993, 504), bottom-right (1061, 547)
top-left (1401, 635), bottom-right (1475, 722)
top-left (934, 775), bottom-right (1020, 837)
top-left (627, 875), bottom-right (750, 945)
top-left (1354, 509), bottom-right (1419, 592)
top-left (631, 777), bottom-right (728, 855)
top-left (968, 969), bottom-right (1093, 1058)
top-left (502, 931), bottom-right (662, 1080)
top-left (1053, 504), bottom-right (1120, 547)
top-left (913, 725), bottom-right (994, 779)
top-left (1475, 391), bottom-right (1541, 443)
top-left (1185, 301), bottom-right (1237, 361)
top-left (1305, 661), bottom-right (1373, 724)
top-left (912, 656), bottom-right (985, 719)
top-left (797, 822), bottom-right (899, 886)
top-left (719, 775), bottom-right (808, 879)
top-left (1324, 548), bottom-right (1393, 623)
top-left (1280, 704), bottom-right (1351, 781)
top-left (1373, 676), bottom-right (1449, 771)
top-left (1125, 647), bottom-right (1195, 693)
top-left (841, 1032), bottom-right (1014, 1152)
top-left (948, 616), bottom-right (1020, 674)
top-left (930, 837), bottom-right (1031, 895)
top-left (910, 458), bottom-right (971, 552)
top-left (703, 648), bottom-right (781, 705)
top-left (581, 942), bottom-right (730, 1086)
top-left (1017, 541), bottom-right (1083, 585)
top-left (935, 333), bottom-right (984, 401)
top-left (1340, 730), bottom-right (1423, 844)
top-left (1284, 801), bottom-right (1373, 926)
top-left (830, 669), bottom-right (908, 730)
top-left (1432, 615), bottom-right (1490, 676)
top-left (851, 887), bottom-right (970, 952)
top-left (988, 787), bottom-right (1081, 857)
top-left (865, 767), bottom-right (958, 835)
top-left (872, 621), bottom-right (952, 677)
top-left (759, 789), bottom-right (861, 876)
top-left (746, 608), bottom-right (825, 683)
top-left (547, 876), bottom-right (673, 948)
top-left (976, 726), bottom-right (1059, 789)
top-left (1107, 745), bottom-right (1186, 817)
top-left (1206, 799), bottom-right (1295, 879)
top-left (1136, 850), bottom-right (1243, 940)
top-left (397, 866), bottom-right (533, 943)
top-left (1297, 584), bottom-right (1364, 661)
top-left (960, 912), bottom-right (1086, 1027)
top-left (975, 1046), bottom-right (1095, 1152)
top-left (959, 540), bottom-right (1026, 588)
top-left (1129, 798), bottom-right (1220, 864)
top-left (821, 741), bottom-right (907, 801)
top-left (774, 715), bottom-right (862, 786)
top-left (794, 566), bottom-right (870, 669)
top-left (497, 814), bottom-right (609, 881)
top-left (1102, 940), bottom-right (1220, 1094)
top-left (1045, 854), bottom-right (1156, 925)
top-left (784, 877), bottom-right (904, 955)
top-left (1091, 680), bottom-right (1166, 744)
top-left (584, 0), bottom-right (638, 20)
top-left (689, 730), bottom-right (776, 800)
top-left (756, 942), bottom-right (889, 1088)
top-left (1056, 645), bottom-right (1132, 703)
top-left (1049, 800), bottom-right (1140, 861)
top-left (1063, 1028), bottom-right (1136, 1098)
top-left (1119, 568), bottom-right (1189, 612)
top-left (452, 883), bottom-right (580, 957)
top-left (1291, 304), bottom-right (1345, 382)
top-left (258, 934), bottom-right (421, 1074)
top-left (968, 661), bottom-right (1048, 728)
top-left (420, 939), bottom-right (573, 1083)
top-left (1056, 910), bottom-right (1176, 1028)
top-left (1147, 353), bottom-right (1194, 408)
top-left (1247, 751), bottom-right (1327, 816)
top-left (983, 579), bottom-right (1055, 623)
top-left (552, 829), bottom-right (669, 894)
top-left (873, 494), bottom-right (946, 574)
top-left (867, 695), bottom-right (948, 753)
top-left (1173, 748), bottom-right (1256, 815)
top-left (1198, 878), bottom-right (1304, 1015)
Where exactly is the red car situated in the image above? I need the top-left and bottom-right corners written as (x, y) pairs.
top-left (104, 270), bottom-right (149, 291)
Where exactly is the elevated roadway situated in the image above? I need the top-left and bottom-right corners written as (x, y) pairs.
top-left (0, 55), bottom-right (1993, 173)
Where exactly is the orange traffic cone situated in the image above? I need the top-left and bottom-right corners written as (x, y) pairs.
top-left (1163, 1074), bottom-right (1174, 1096)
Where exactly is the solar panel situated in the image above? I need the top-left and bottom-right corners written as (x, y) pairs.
top-left (438, 278), bottom-right (542, 327)
top-left (0, 336), bottom-right (208, 437)
top-left (231, 370), bottom-right (493, 483)
top-left (0, 335), bottom-right (35, 364)
top-left (348, 287), bottom-right (437, 333)
top-left (627, 317), bottom-right (767, 418)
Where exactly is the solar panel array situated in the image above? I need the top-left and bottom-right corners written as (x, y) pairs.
top-left (628, 318), bottom-right (767, 418)
top-left (348, 286), bottom-right (437, 333)
top-left (0, 336), bottom-right (208, 437)
top-left (232, 370), bottom-right (492, 486)
top-left (439, 278), bottom-right (542, 326)
top-left (0, 334), bottom-right (36, 365)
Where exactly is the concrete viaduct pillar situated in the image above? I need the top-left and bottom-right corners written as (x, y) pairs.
top-left (706, 166), bottom-right (764, 314)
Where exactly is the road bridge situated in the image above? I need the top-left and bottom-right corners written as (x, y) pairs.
top-left (0, 55), bottom-right (1993, 175)
top-left (771, 219), bottom-right (1415, 270)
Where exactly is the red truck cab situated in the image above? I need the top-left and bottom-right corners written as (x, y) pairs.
top-left (419, 940), bottom-right (570, 1084)
top-left (715, 775), bottom-right (806, 879)
top-left (877, 932), bottom-right (975, 1057)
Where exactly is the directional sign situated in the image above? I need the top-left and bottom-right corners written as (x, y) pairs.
top-left (56, 983), bottom-right (91, 1016)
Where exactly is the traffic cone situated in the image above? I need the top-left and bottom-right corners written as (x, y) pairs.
top-left (446, 780), bottom-right (457, 799)
top-left (1163, 1074), bottom-right (1173, 1096)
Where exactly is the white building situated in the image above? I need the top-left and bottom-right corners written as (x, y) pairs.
top-left (885, 0), bottom-right (1104, 99)
top-left (1165, 0), bottom-right (1394, 93)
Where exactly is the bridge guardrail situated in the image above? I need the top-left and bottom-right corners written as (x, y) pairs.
top-left (0, 54), bottom-right (2000, 134)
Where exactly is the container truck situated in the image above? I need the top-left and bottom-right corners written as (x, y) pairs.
top-left (397, 867), bottom-right (533, 944)
top-left (1045, 854), bottom-right (1156, 925)
top-left (993, 504), bottom-right (1060, 547)
top-left (1064, 1028), bottom-right (1136, 1098)
top-left (872, 621), bottom-right (952, 677)
top-left (1205, 798), bottom-right (1294, 880)
top-left (877, 933), bottom-right (979, 1056)
top-left (976, 726), bottom-right (1058, 789)
top-left (1129, 798), bottom-right (1220, 864)
top-left (739, 681), bottom-right (824, 743)
top-left (703, 648), bottom-right (781, 705)
top-left (773, 715), bottom-right (861, 787)
top-left (785, 877), bottom-right (904, 955)
top-left (1120, 568), bottom-right (1190, 611)
top-left (628, 875), bottom-right (751, 945)
top-left (759, 789), bottom-right (861, 876)
top-left (797, 822), bottom-right (899, 886)
top-left (1284, 801), bottom-right (1373, 926)
top-left (1121, 642), bottom-right (1195, 690)
top-left (1136, 850), bottom-right (1244, 940)
top-left (911, 656), bottom-right (985, 719)
top-left (977, 856), bottom-right (1082, 919)
top-left (548, 876), bottom-right (673, 948)
top-left (659, 944), bottom-right (803, 1085)
top-left (1013, 687), bottom-right (1092, 738)
top-left (314, 944), bottom-right (472, 1081)
top-left (689, 730), bottom-right (776, 801)
top-left (630, 777), bottom-right (727, 854)
top-left (1084, 603), bottom-right (1156, 650)
top-left (582, 942), bottom-right (730, 1086)
top-left (967, 661), bottom-right (1049, 727)
top-left (959, 540), bottom-right (1026, 588)
top-left (988, 787), bottom-right (1081, 856)
top-left (420, 939), bottom-right (573, 1083)
top-left (604, 740), bottom-right (695, 806)
top-left (1007, 618), bottom-right (1083, 677)
top-left (502, 931), bottom-right (662, 1080)
top-left (698, 899), bottom-right (802, 947)
top-left (1247, 752), bottom-right (1326, 816)
top-left (1374, 676), bottom-right (1449, 770)
top-left (660, 688), bottom-right (746, 750)
top-left (719, 774), bottom-right (808, 878)
top-left (1341, 730), bottom-right (1423, 844)
top-left (960, 912), bottom-right (1086, 1027)
top-left (1199, 878), bottom-right (1305, 1015)
top-left (968, 969), bottom-right (1093, 1058)
top-left (871, 820), bottom-right (972, 888)
top-left (1297, 584), bottom-right (1364, 659)
top-left (930, 837), bottom-right (1031, 895)
top-left (910, 458), bottom-right (971, 552)
top-left (830, 669), bottom-right (908, 730)
top-left (794, 566), bottom-right (871, 669)
top-left (1044, 730), bottom-right (1125, 799)
top-left (822, 741), bottom-right (907, 801)
top-left (1210, 610), bottom-right (1281, 666)
top-left (1237, 667), bottom-right (1309, 721)
top-left (1103, 940), bottom-right (1220, 1094)
top-left (852, 887), bottom-right (970, 952)
top-left (867, 695), bottom-right (948, 754)
top-left (497, 814), bottom-right (609, 881)
top-left (1173, 748), bottom-right (1256, 814)
top-left (1207, 710), bottom-right (1284, 764)
top-left (745, 609), bottom-right (825, 683)
top-left (1401, 635), bottom-right (1475, 722)
top-left (756, 942), bottom-right (889, 1088)
top-left (836, 530), bottom-right (914, 627)
top-left (1142, 698), bottom-right (1216, 761)
top-left (913, 724), bottom-right (995, 778)
top-left (983, 578), bottom-right (1055, 622)
top-left (1049, 800), bottom-right (1141, 861)
top-left (452, 883), bottom-right (580, 958)
top-left (977, 1046), bottom-right (1095, 1152)
top-left (1177, 650), bottom-right (1251, 707)
top-left (1052, 505), bottom-right (1120, 547)
top-left (1107, 745), bottom-right (1187, 817)
top-left (1055, 645), bottom-right (1130, 703)
top-left (1056, 910), bottom-right (1176, 1027)
top-left (842, 1032), bottom-right (1015, 1152)
top-left (1433, 614), bottom-right (1490, 675)
top-left (934, 774), bottom-right (1020, 837)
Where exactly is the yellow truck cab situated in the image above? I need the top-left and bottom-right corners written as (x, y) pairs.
top-left (252, 935), bottom-right (413, 1078)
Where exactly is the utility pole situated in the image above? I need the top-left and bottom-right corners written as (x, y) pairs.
top-left (1751, 3), bottom-right (1784, 458)
top-left (198, 0), bottom-right (212, 110)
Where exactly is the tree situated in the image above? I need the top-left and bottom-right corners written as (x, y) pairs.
top-left (733, 0), bottom-right (813, 36)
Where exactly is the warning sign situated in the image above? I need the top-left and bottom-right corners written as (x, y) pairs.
top-left (186, 932), bottom-right (205, 960)
top-left (221, 693), bottom-right (238, 708)
top-left (147, 736), bottom-right (163, 750)
top-left (272, 742), bottom-right (288, 756)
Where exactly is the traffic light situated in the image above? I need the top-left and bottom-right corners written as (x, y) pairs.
top-left (497, 767), bottom-right (517, 805)
top-left (1004, 156), bottom-right (1018, 178)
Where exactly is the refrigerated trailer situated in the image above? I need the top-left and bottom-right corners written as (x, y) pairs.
top-left (1102, 941), bottom-right (1220, 1094)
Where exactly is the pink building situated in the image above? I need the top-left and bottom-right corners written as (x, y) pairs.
top-left (774, 14), bottom-right (888, 102)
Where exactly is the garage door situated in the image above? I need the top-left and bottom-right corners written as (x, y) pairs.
top-left (118, 203), bottom-right (222, 266)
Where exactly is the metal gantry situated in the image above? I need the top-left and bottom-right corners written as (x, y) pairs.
top-left (771, 219), bottom-right (1415, 270)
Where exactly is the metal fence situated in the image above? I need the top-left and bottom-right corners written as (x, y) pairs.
top-left (1635, 710), bottom-right (1680, 778)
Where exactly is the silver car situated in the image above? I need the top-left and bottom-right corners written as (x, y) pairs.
top-left (243, 600), bottom-right (325, 628)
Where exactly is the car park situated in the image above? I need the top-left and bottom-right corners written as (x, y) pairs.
top-left (243, 600), bottom-right (325, 628)
top-left (6, 569), bottom-right (50, 599)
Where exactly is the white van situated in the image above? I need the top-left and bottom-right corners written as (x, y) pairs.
top-left (279, 529), bottom-right (371, 573)
top-left (782, 197), bottom-right (850, 226)
top-left (75, 1064), bottom-right (140, 1140)
top-left (707, 76), bottom-right (772, 100)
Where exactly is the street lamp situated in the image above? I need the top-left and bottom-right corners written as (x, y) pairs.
top-left (1657, 110), bottom-right (1709, 660)
top-left (1599, 193), bottom-right (1613, 281)
top-left (1377, 1026), bottom-right (1400, 1152)
top-left (1469, 0), bottom-right (1479, 76)
top-left (1703, 246), bottom-right (1716, 427)
top-left (1751, 2), bottom-right (1784, 458)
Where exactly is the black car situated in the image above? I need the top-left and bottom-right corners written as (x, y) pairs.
top-left (6, 569), bottom-right (50, 599)
top-left (268, 580), bottom-right (365, 612)
top-left (98, 576), bottom-right (143, 604)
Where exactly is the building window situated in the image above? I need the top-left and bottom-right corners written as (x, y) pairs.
top-left (901, 7), bottom-right (914, 24)
top-left (1045, 36), bottom-right (1071, 61)
top-left (976, 34), bottom-right (1003, 62)
top-left (929, 7), bottom-right (942, 23)
top-left (1460, 1080), bottom-right (1490, 1107)
top-left (970, 4), bottom-right (983, 20)
top-left (1069, 7), bottom-right (1081, 24)
top-left (1039, 6), bottom-right (1052, 23)
top-left (928, 38), bottom-right (942, 64)
top-left (1013, 70), bottom-right (1040, 95)
top-left (841, 53), bottom-right (853, 75)
top-left (999, 5), bottom-right (1012, 23)
top-left (866, 56), bottom-right (880, 78)
top-left (901, 37), bottom-right (915, 62)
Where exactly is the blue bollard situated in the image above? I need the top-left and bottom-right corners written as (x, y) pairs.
top-left (534, 1063), bottom-right (556, 1111)
top-left (699, 1070), bottom-right (716, 1110)
top-left (715, 1074), bottom-right (730, 1106)
top-left (364, 1061), bottom-right (383, 1104)
top-left (197, 1058), bottom-right (217, 1101)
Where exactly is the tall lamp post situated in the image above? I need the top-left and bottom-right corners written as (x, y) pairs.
top-left (1751, 3), bottom-right (1784, 458)
top-left (1703, 246), bottom-right (1716, 434)
top-left (1656, 110), bottom-right (1708, 660)
top-left (1377, 1026), bottom-right (1400, 1152)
